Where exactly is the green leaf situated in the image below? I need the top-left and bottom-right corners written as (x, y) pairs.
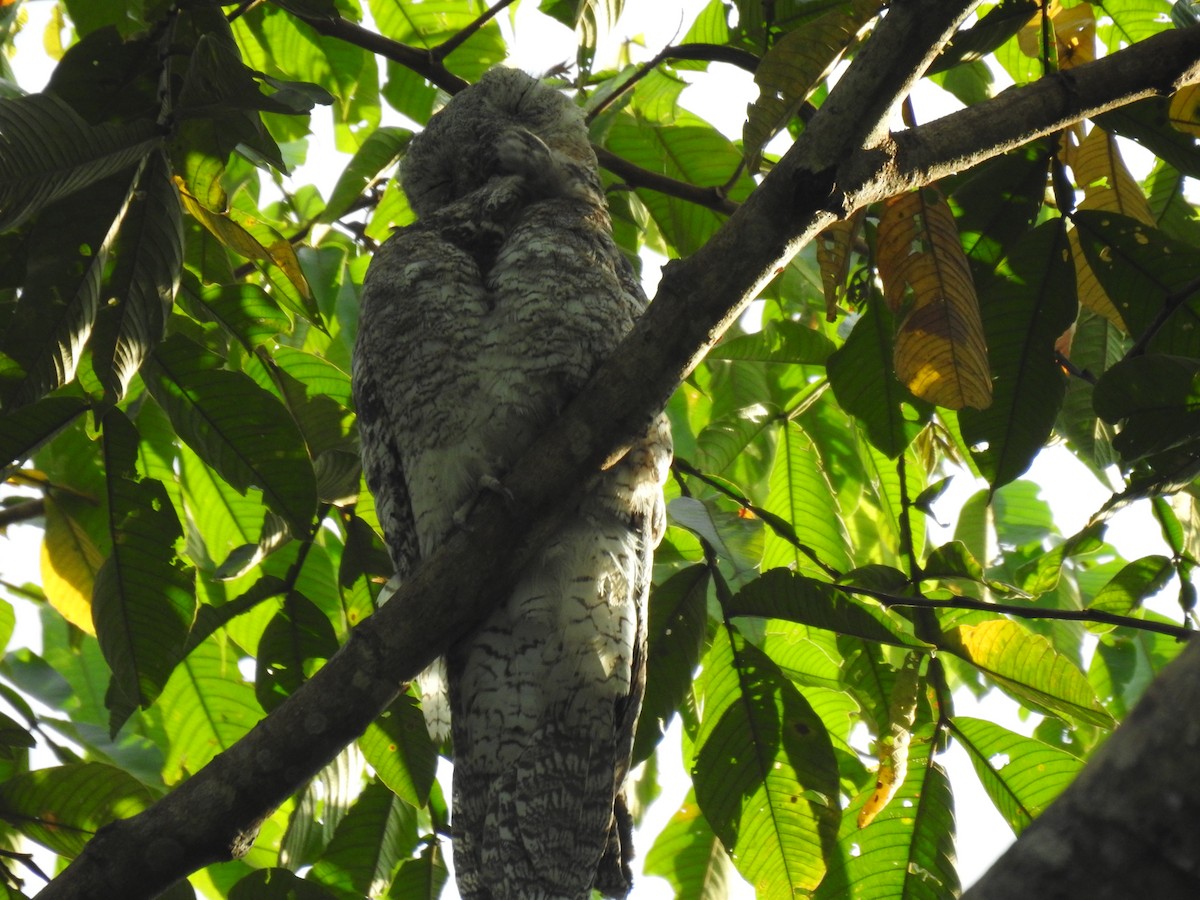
top-left (0, 169), bottom-right (141, 409)
top-left (177, 276), bottom-right (291, 351)
top-left (230, 868), bottom-right (339, 900)
top-left (605, 109), bottom-right (752, 255)
top-left (360, 692), bottom-right (437, 808)
top-left (89, 150), bottom-right (183, 404)
top-left (321, 126), bottom-right (412, 223)
top-left (708, 320), bottom-right (835, 366)
top-left (828, 300), bottom-right (931, 459)
top-left (727, 568), bottom-right (922, 647)
top-left (692, 627), bottom-right (840, 896)
top-left (634, 565), bottom-right (709, 764)
top-left (1093, 355), bottom-right (1200, 462)
top-left (1074, 210), bottom-right (1200, 354)
top-left (160, 635), bottom-right (259, 783)
top-left (255, 592), bottom-right (339, 712)
top-left (668, 496), bottom-right (763, 572)
top-left (815, 725), bottom-right (958, 899)
top-left (950, 715), bottom-right (1083, 834)
top-left (1086, 555), bottom-right (1174, 626)
top-left (960, 220), bottom-right (1076, 490)
top-left (0, 393), bottom-right (88, 471)
top-left (644, 790), bottom-right (734, 900)
top-left (387, 841), bottom-right (449, 898)
top-left (760, 421), bottom-right (852, 576)
top-left (0, 92), bottom-right (159, 232)
top-left (94, 410), bottom-right (195, 722)
top-left (944, 618), bottom-right (1114, 728)
top-left (0, 762), bottom-right (154, 858)
top-left (142, 333), bottom-right (318, 536)
top-left (308, 779), bottom-right (417, 900)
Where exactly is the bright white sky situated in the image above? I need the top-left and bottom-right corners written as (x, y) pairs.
top-left (2, 1), bottom-right (1182, 898)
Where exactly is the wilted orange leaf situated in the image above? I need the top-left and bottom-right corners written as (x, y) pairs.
top-left (817, 208), bottom-right (866, 322)
top-left (877, 187), bottom-right (992, 410)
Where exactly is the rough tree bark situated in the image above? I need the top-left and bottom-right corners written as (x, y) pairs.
top-left (37, 0), bottom-right (1200, 896)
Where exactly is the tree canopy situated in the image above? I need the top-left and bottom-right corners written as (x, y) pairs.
top-left (2, 0), bottom-right (1200, 898)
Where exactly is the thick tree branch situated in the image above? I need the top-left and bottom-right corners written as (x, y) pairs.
top-left (964, 637), bottom-right (1200, 898)
top-left (43, 3), bottom-right (1200, 896)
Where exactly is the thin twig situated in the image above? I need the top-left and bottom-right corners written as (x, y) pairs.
top-left (435, 0), bottom-right (518, 61)
top-left (843, 582), bottom-right (1194, 641)
top-left (596, 147), bottom-right (738, 215)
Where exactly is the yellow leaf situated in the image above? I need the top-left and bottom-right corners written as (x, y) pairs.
top-left (1071, 127), bottom-right (1154, 225)
top-left (176, 179), bottom-right (311, 300)
top-left (1169, 85), bottom-right (1200, 138)
top-left (1065, 127), bottom-right (1154, 331)
top-left (1017, 2), bottom-right (1096, 69)
top-left (857, 653), bottom-right (921, 828)
top-left (877, 187), bottom-right (992, 410)
top-left (40, 496), bottom-right (101, 635)
top-left (816, 208), bottom-right (866, 322)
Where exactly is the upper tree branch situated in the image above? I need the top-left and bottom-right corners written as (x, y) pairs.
top-left (277, 3), bottom-right (740, 213)
top-left (43, 4), bottom-right (1200, 897)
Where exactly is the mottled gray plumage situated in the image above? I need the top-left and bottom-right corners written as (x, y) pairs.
top-left (352, 67), bottom-right (671, 900)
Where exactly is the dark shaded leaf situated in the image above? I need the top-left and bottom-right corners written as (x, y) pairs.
top-left (142, 333), bottom-right (318, 536)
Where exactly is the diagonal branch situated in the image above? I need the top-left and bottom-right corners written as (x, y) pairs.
top-left (43, 4), bottom-right (1200, 897)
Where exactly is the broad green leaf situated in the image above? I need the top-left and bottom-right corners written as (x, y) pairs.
top-left (0, 762), bottom-right (154, 858)
top-left (0, 92), bottom-right (159, 232)
top-left (707, 320), bottom-right (835, 366)
top-left (177, 276), bottom-right (291, 352)
top-left (644, 790), bottom-right (734, 900)
top-left (1086, 555), bottom-right (1174, 626)
top-left (370, 0), bottom-right (506, 83)
top-left (815, 725), bottom-right (958, 899)
top-left (946, 144), bottom-right (1050, 275)
top-left (281, 746), bottom-right (361, 870)
top-left (761, 421), bottom-right (852, 576)
top-left (0, 169), bottom-right (140, 409)
top-left (944, 618), bottom-right (1113, 728)
top-left (727, 568), bottom-right (923, 648)
top-left (160, 635), bottom-right (259, 783)
top-left (1074, 210), bottom-right (1200, 356)
top-left (605, 109), bottom-right (752, 255)
top-left (89, 150), bottom-right (183, 403)
top-left (39, 495), bottom-right (103, 636)
top-left (387, 842), bottom-right (450, 899)
top-left (321, 126), bottom-right (412, 223)
top-left (94, 410), bottom-right (195, 718)
top-left (359, 692), bottom-right (437, 808)
top-left (829, 300), bottom-right (932, 459)
top-left (634, 565), bottom-right (709, 764)
top-left (230, 868), bottom-right (339, 900)
top-left (0, 393), bottom-right (88, 471)
top-left (308, 779), bottom-right (417, 899)
top-left (960, 219), bottom-right (1076, 490)
top-left (1093, 355), bottom-right (1200, 463)
top-left (693, 628), bottom-right (840, 896)
top-left (950, 715), bottom-right (1083, 834)
top-left (142, 334), bottom-right (318, 537)
top-left (668, 496), bottom-right (763, 572)
top-left (1088, 619), bottom-right (1186, 717)
top-left (1056, 309), bottom-right (1125, 475)
top-left (255, 592), bottom-right (339, 712)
